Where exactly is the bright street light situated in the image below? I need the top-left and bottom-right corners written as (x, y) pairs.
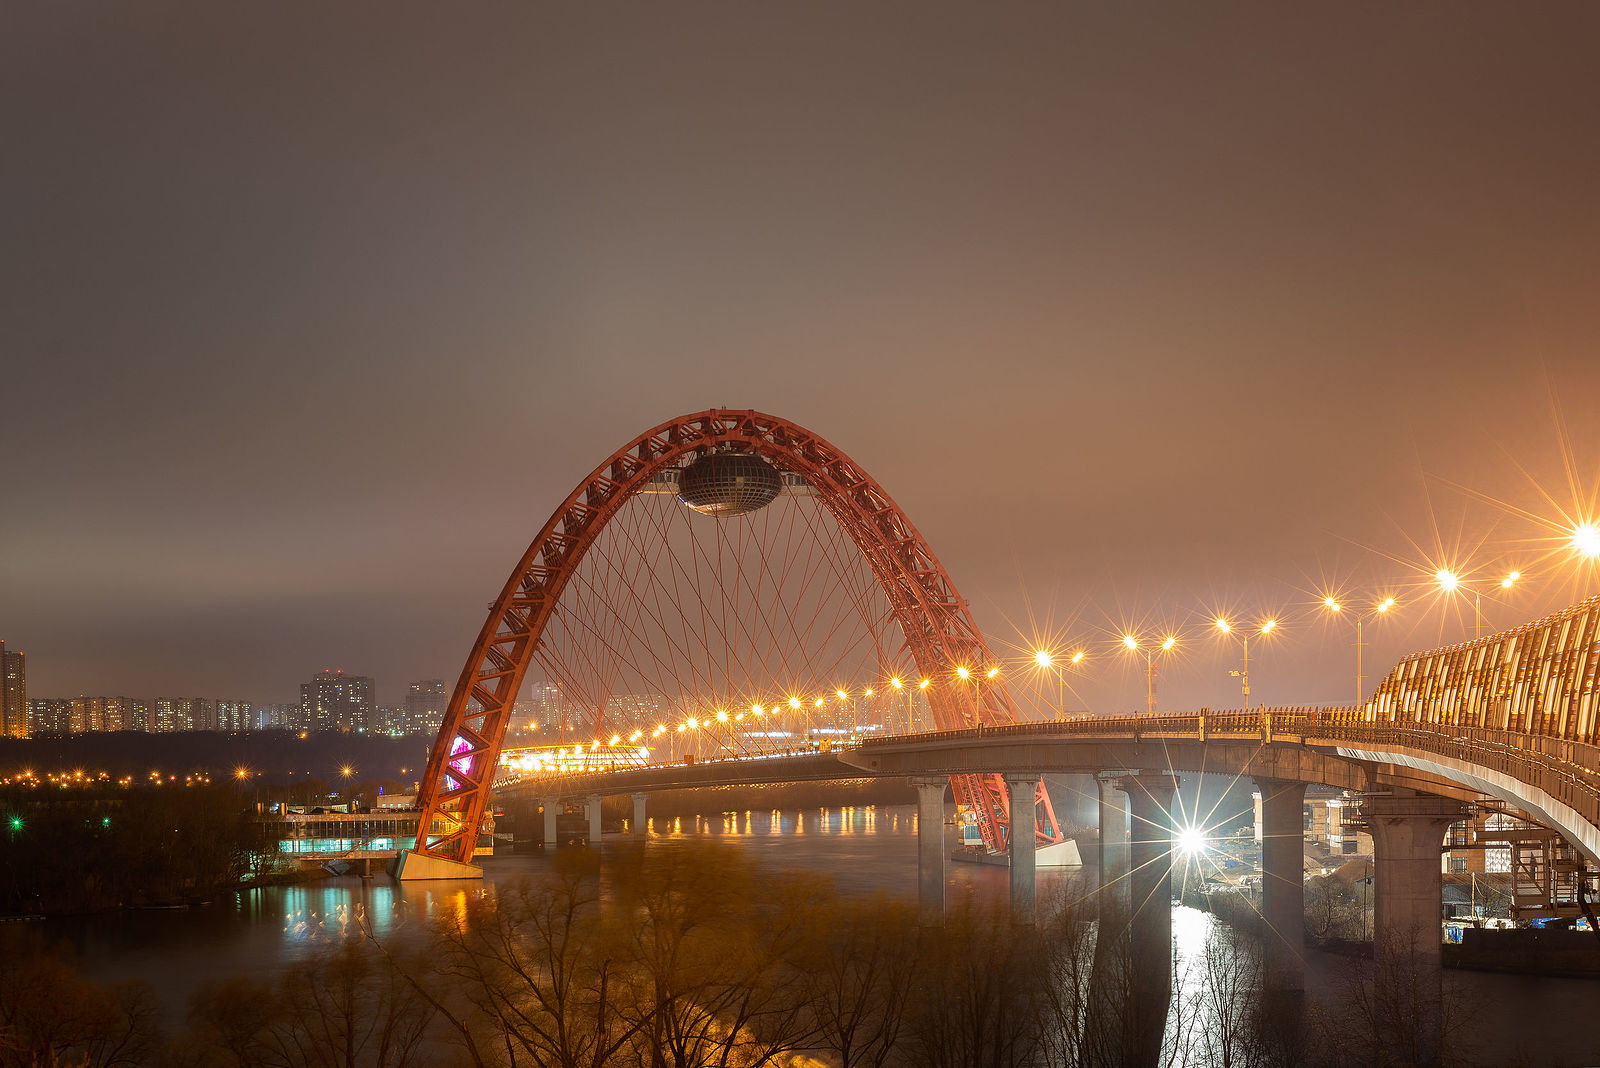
top-left (1034, 649), bottom-right (1053, 668)
top-left (1175, 825), bottom-right (1207, 857)
top-left (1575, 523), bottom-right (1600, 560)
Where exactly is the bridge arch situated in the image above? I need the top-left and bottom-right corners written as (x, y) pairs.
top-left (410, 409), bottom-right (1036, 865)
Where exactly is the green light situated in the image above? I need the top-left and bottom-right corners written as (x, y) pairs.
top-left (8, 817), bottom-right (20, 831)
top-left (101, 817), bottom-right (111, 827)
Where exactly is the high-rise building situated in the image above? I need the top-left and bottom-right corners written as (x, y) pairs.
top-left (0, 640), bottom-right (25, 739)
top-left (404, 679), bottom-right (448, 735)
top-left (216, 700), bottom-right (254, 732)
top-left (27, 698), bottom-right (71, 735)
top-left (300, 670), bottom-right (374, 733)
top-left (521, 682), bottom-right (563, 731)
top-left (70, 696), bottom-right (107, 732)
top-left (255, 703), bottom-right (296, 730)
top-left (120, 697), bottom-right (151, 732)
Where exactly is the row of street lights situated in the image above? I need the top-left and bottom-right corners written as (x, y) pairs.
top-left (555, 536), bottom-right (1600, 756)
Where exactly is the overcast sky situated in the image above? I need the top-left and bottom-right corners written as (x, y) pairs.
top-left (4, 3), bottom-right (1599, 713)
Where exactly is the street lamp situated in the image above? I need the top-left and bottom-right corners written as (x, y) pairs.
top-left (1214, 618), bottom-right (1277, 710)
top-left (1573, 523), bottom-right (1600, 561)
top-left (1122, 634), bottom-right (1176, 714)
top-left (1322, 595), bottom-right (1396, 705)
top-left (1033, 649), bottom-right (1062, 715)
top-left (1435, 568), bottom-right (1519, 640)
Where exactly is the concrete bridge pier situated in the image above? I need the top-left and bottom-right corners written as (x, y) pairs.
top-left (631, 792), bottom-right (648, 837)
top-left (1121, 772), bottom-right (1179, 1067)
top-left (1363, 790), bottom-right (1469, 1068)
top-left (542, 797), bottom-right (559, 848)
top-left (911, 776), bottom-right (948, 927)
top-left (1095, 771), bottom-right (1131, 922)
top-left (1004, 773), bottom-right (1040, 926)
top-left (1254, 777), bottom-right (1308, 992)
top-left (586, 793), bottom-right (603, 847)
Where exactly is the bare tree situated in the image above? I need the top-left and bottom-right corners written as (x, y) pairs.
top-left (181, 939), bottom-right (432, 1068)
top-left (896, 895), bottom-right (1046, 1068)
top-left (606, 841), bottom-right (819, 1068)
top-left (1194, 927), bottom-right (1265, 1068)
top-left (795, 894), bottom-right (918, 1068)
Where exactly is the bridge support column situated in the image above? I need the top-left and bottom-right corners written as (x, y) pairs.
top-left (542, 797), bottom-right (559, 848)
top-left (1003, 773), bottom-right (1040, 926)
top-left (911, 776), bottom-right (947, 927)
top-left (1096, 772), bottom-right (1130, 922)
top-left (1120, 772), bottom-right (1179, 1068)
top-left (1254, 777), bottom-right (1308, 992)
top-left (586, 793), bottom-right (603, 848)
top-left (1362, 790), bottom-right (1467, 1068)
top-left (631, 792), bottom-right (648, 837)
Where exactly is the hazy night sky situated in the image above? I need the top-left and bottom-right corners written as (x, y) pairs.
top-left (4, 4), bottom-right (1600, 713)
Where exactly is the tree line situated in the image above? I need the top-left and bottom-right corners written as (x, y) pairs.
top-left (0, 786), bottom-right (277, 914)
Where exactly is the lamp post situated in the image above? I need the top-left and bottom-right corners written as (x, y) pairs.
top-left (1122, 634), bottom-right (1176, 714)
top-left (1436, 569), bottom-right (1519, 640)
top-left (1214, 618), bottom-right (1276, 710)
top-left (1322, 596), bottom-right (1396, 705)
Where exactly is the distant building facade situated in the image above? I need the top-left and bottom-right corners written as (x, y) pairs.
top-left (404, 679), bottom-right (449, 735)
top-left (23, 695), bottom-right (247, 733)
top-left (28, 698), bottom-right (70, 735)
top-left (300, 670), bottom-right (374, 733)
top-left (519, 682), bottom-right (563, 731)
top-left (0, 640), bottom-right (25, 739)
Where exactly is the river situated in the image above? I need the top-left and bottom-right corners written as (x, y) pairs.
top-left (45, 802), bottom-right (1600, 1066)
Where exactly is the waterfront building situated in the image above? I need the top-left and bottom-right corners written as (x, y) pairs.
top-left (0, 640), bottom-right (25, 738)
top-left (300, 669), bottom-right (374, 733)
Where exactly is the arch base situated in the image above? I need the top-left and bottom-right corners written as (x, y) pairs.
top-left (393, 849), bottom-right (484, 882)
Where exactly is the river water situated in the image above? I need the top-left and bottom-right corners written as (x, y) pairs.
top-left (46, 803), bottom-right (1600, 1065)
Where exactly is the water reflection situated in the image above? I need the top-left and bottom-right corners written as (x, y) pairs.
top-left (41, 802), bottom-right (1600, 1064)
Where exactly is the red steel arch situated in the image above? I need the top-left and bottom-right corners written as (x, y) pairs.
top-left (411, 409), bottom-right (1059, 863)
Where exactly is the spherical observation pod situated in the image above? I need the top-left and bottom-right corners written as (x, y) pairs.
top-left (404, 409), bottom-right (1058, 871)
top-left (677, 450), bottom-right (782, 517)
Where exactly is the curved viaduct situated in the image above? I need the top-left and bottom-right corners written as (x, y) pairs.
top-left (507, 709), bottom-right (1600, 866)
